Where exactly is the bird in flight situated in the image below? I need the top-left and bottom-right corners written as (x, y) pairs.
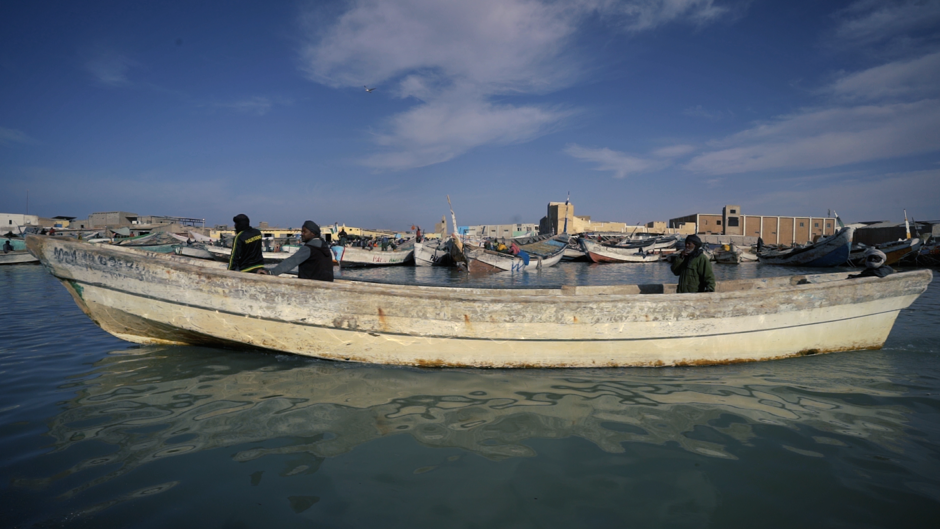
top-left (364, 86), bottom-right (375, 93)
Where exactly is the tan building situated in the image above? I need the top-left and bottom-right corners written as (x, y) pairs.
top-left (669, 205), bottom-right (838, 245)
top-left (540, 201), bottom-right (682, 235)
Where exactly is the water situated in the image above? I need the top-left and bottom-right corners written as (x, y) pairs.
top-left (2, 263), bottom-right (938, 528)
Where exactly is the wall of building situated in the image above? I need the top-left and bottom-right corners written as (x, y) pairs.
top-left (1, 213), bottom-right (40, 229)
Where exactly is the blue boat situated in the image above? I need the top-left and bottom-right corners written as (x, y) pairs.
top-left (758, 227), bottom-right (854, 267)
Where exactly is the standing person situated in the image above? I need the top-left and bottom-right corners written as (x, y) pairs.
top-left (671, 234), bottom-right (716, 293)
top-left (259, 221), bottom-right (333, 281)
top-left (415, 226), bottom-right (422, 243)
top-left (848, 248), bottom-right (894, 279)
top-left (228, 214), bottom-right (265, 273)
top-left (338, 228), bottom-right (348, 246)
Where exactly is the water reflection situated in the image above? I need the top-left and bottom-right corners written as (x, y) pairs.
top-left (26, 345), bottom-right (912, 498)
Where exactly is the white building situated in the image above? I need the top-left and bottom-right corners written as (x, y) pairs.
top-left (0, 213), bottom-right (40, 230)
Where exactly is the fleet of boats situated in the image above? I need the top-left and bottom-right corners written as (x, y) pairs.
top-left (24, 235), bottom-right (934, 368)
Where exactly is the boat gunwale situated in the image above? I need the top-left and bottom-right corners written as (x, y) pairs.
top-left (28, 235), bottom-right (933, 305)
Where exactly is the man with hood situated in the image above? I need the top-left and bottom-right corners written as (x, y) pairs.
top-left (671, 234), bottom-right (716, 293)
top-left (228, 214), bottom-right (265, 273)
top-left (259, 220), bottom-right (333, 281)
top-left (849, 248), bottom-right (894, 279)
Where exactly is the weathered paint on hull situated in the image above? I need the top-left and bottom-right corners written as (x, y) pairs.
top-left (339, 246), bottom-right (414, 267)
top-left (759, 227), bottom-right (854, 267)
top-left (27, 236), bottom-right (932, 368)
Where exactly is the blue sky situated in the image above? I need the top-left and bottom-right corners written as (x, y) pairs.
top-left (2, 0), bottom-right (939, 230)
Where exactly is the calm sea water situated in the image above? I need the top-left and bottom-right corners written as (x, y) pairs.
top-left (1, 262), bottom-right (938, 528)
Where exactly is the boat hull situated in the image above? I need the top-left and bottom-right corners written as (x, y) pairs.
top-left (0, 251), bottom-right (39, 265)
top-left (463, 246), bottom-right (565, 273)
top-left (338, 246), bottom-right (414, 267)
top-left (580, 239), bottom-right (664, 263)
top-left (759, 227), bottom-right (854, 267)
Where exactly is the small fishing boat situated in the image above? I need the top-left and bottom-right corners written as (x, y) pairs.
top-left (758, 227), bottom-right (855, 267)
top-left (0, 250), bottom-right (39, 265)
top-left (26, 235), bottom-right (933, 368)
top-left (414, 239), bottom-right (455, 267)
top-left (848, 238), bottom-right (920, 267)
top-left (713, 243), bottom-right (759, 265)
top-left (335, 245), bottom-right (414, 267)
top-left (175, 244), bottom-right (214, 260)
top-left (2, 237), bottom-right (27, 251)
top-left (461, 237), bottom-right (567, 273)
top-left (579, 238), bottom-right (665, 263)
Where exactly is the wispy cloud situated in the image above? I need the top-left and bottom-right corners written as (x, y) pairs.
top-left (684, 99), bottom-right (940, 174)
top-left (84, 49), bottom-right (136, 86)
top-left (831, 0), bottom-right (940, 50)
top-left (682, 105), bottom-right (727, 120)
top-left (213, 96), bottom-right (291, 116)
top-left (0, 126), bottom-right (35, 146)
top-left (827, 51), bottom-right (940, 101)
top-left (652, 144), bottom-right (697, 157)
top-left (299, 0), bottom-right (732, 170)
top-left (564, 144), bottom-right (663, 178)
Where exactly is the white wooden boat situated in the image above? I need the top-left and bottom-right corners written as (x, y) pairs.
top-left (759, 227), bottom-right (854, 267)
top-left (414, 240), bottom-right (455, 267)
top-left (338, 246), bottom-right (414, 267)
top-left (580, 238), bottom-right (665, 263)
top-left (714, 244), bottom-right (759, 264)
top-left (175, 245), bottom-right (214, 260)
top-left (0, 250), bottom-right (39, 265)
top-left (461, 238), bottom-right (567, 273)
top-left (26, 236), bottom-right (932, 368)
top-left (204, 244), bottom-right (292, 263)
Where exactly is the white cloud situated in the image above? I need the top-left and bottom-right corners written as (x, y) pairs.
top-left (564, 144), bottom-right (662, 178)
top-left (684, 99), bottom-right (940, 174)
top-left (832, 0), bottom-right (940, 48)
top-left (828, 51), bottom-right (940, 101)
top-left (653, 144), bottom-right (696, 157)
top-left (682, 105), bottom-right (726, 120)
top-left (299, 0), bottom-right (732, 170)
top-left (0, 127), bottom-right (35, 146)
top-left (84, 49), bottom-right (136, 86)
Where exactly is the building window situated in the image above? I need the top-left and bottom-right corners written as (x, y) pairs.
top-left (799, 222), bottom-right (804, 227)
top-left (704, 220), bottom-right (708, 225)
top-left (814, 222), bottom-right (819, 228)
top-left (716, 220), bottom-right (722, 226)
top-left (730, 209), bottom-right (737, 214)
top-left (728, 217), bottom-right (739, 227)
top-left (826, 223), bottom-right (831, 228)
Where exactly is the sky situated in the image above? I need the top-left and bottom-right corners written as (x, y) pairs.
top-left (1, 0), bottom-right (939, 230)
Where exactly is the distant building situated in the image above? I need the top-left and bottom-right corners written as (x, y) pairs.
top-left (458, 224), bottom-right (539, 239)
top-left (0, 213), bottom-right (39, 229)
top-left (669, 205), bottom-right (838, 245)
top-left (88, 211), bottom-right (139, 227)
top-left (538, 201), bottom-right (683, 235)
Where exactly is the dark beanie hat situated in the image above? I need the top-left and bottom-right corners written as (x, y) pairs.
top-left (233, 213), bottom-right (249, 224)
top-left (302, 220), bottom-right (320, 235)
top-left (686, 234), bottom-right (703, 248)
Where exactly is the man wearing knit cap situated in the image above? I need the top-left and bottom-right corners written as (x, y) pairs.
top-left (670, 234), bottom-right (715, 293)
top-left (228, 213), bottom-right (265, 273)
top-left (259, 220), bottom-right (334, 281)
top-left (849, 248), bottom-right (894, 279)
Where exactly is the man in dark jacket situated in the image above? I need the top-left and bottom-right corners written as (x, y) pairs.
top-left (259, 220), bottom-right (334, 281)
top-left (849, 248), bottom-right (894, 279)
top-left (228, 213), bottom-right (265, 273)
top-left (671, 234), bottom-right (716, 293)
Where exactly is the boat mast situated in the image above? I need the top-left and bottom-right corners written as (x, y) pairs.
top-left (904, 209), bottom-right (911, 239)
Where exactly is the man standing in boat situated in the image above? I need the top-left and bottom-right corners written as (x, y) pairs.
top-left (259, 220), bottom-right (334, 281)
top-left (228, 214), bottom-right (265, 273)
top-left (671, 234), bottom-right (716, 293)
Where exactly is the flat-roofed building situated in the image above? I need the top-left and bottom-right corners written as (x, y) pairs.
top-left (669, 205), bottom-right (838, 245)
top-left (0, 213), bottom-right (40, 229)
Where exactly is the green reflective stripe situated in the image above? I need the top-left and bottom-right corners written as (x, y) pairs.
top-left (242, 264), bottom-right (264, 273)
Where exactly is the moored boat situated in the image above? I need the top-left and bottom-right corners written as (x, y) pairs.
top-left (0, 250), bottom-right (39, 265)
top-left (713, 243), bottom-right (759, 264)
top-left (461, 237), bottom-right (567, 273)
top-left (758, 227), bottom-right (855, 267)
top-left (414, 239), bottom-right (455, 267)
top-left (848, 238), bottom-right (920, 267)
top-left (579, 238), bottom-right (666, 263)
top-left (26, 235), bottom-right (932, 368)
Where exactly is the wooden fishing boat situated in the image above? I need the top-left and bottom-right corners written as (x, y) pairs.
top-left (461, 238), bottom-right (566, 273)
top-left (414, 240), bottom-right (455, 267)
top-left (175, 244), bottom-right (214, 260)
top-left (26, 235), bottom-right (932, 368)
top-left (337, 245), bottom-right (414, 267)
top-left (714, 243), bottom-right (759, 264)
top-left (2, 238), bottom-right (27, 251)
top-left (758, 227), bottom-right (854, 267)
top-left (848, 238), bottom-right (920, 267)
top-left (0, 250), bottom-right (39, 265)
top-left (579, 238), bottom-right (665, 263)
